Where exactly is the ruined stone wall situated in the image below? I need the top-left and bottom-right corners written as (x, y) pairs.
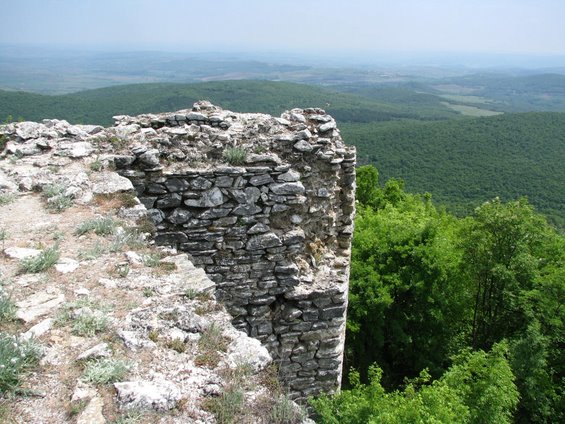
top-left (112, 102), bottom-right (356, 400)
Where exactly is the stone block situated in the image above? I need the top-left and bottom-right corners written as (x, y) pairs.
top-left (320, 305), bottom-right (346, 320)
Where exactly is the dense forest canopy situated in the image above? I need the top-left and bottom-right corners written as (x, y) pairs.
top-left (311, 166), bottom-right (564, 423)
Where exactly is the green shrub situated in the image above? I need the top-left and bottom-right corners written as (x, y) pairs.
top-left (222, 147), bottom-right (247, 165)
top-left (81, 358), bottom-right (130, 384)
top-left (0, 334), bottom-right (42, 393)
top-left (19, 245), bottom-right (60, 274)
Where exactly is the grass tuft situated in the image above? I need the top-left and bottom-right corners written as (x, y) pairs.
top-left (0, 193), bottom-right (16, 206)
top-left (222, 147), bottom-right (247, 165)
top-left (74, 216), bottom-right (118, 236)
top-left (72, 313), bottom-right (109, 337)
top-left (270, 394), bottom-right (307, 424)
top-left (81, 358), bottom-right (130, 385)
top-left (41, 184), bottom-right (73, 212)
top-left (166, 338), bottom-right (187, 353)
top-left (0, 285), bottom-right (16, 322)
top-left (19, 245), bottom-right (60, 274)
top-left (195, 324), bottom-right (228, 368)
top-left (109, 228), bottom-right (146, 252)
top-left (202, 386), bottom-right (244, 424)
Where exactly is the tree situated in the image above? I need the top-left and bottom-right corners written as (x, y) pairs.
top-left (312, 343), bottom-right (518, 424)
top-left (459, 197), bottom-right (557, 350)
top-left (347, 167), bottom-right (468, 386)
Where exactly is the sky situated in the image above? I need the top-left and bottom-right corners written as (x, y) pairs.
top-left (1, 0), bottom-right (565, 57)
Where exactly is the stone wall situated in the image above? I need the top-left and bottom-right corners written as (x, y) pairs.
top-left (112, 102), bottom-right (356, 401)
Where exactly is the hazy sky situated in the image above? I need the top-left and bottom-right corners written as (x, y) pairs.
top-left (1, 0), bottom-right (564, 56)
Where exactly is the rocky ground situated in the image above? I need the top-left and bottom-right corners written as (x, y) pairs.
top-left (0, 116), bottom-right (309, 423)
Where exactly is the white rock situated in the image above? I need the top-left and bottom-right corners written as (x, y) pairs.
top-left (4, 247), bottom-right (41, 260)
top-left (98, 278), bottom-right (118, 289)
top-left (71, 380), bottom-right (97, 402)
top-left (92, 172), bottom-right (134, 195)
top-left (21, 318), bottom-right (53, 341)
top-left (118, 330), bottom-right (156, 351)
top-left (56, 141), bottom-right (94, 158)
top-left (225, 332), bottom-right (272, 372)
top-left (0, 171), bottom-right (18, 192)
top-left (74, 287), bottom-right (90, 297)
top-left (15, 121), bottom-right (43, 139)
top-left (16, 292), bottom-right (65, 323)
top-left (112, 124), bottom-right (140, 139)
top-left (77, 396), bottom-right (106, 424)
top-left (118, 204), bottom-right (147, 221)
top-left (77, 342), bottom-right (111, 361)
top-left (55, 257), bottom-right (80, 274)
top-left (125, 251), bottom-right (144, 266)
top-left (114, 379), bottom-right (181, 411)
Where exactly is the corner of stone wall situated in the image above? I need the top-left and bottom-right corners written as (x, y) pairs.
top-left (114, 102), bottom-right (356, 400)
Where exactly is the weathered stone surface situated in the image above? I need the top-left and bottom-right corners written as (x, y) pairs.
top-left (293, 140), bottom-right (313, 152)
top-left (278, 169), bottom-right (301, 182)
top-left (164, 178), bottom-right (190, 192)
top-left (269, 182), bottom-right (305, 195)
top-left (21, 318), bottom-right (53, 341)
top-left (154, 232), bottom-right (189, 245)
top-left (225, 332), bottom-right (272, 372)
top-left (76, 396), bottom-right (105, 424)
top-left (55, 258), bottom-right (80, 274)
top-left (318, 121), bottom-right (337, 132)
top-left (16, 291), bottom-right (65, 323)
top-left (114, 379), bottom-right (181, 411)
top-left (155, 193), bottom-right (182, 209)
top-left (190, 176), bottom-right (213, 190)
top-left (4, 247), bottom-right (41, 259)
top-left (138, 149), bottom-right (160, 167)
top-left (249, 174), bottom-right (274, 186)
top-left (113, 155), bottom-right (136, 168)
top-left (184, 187), bottom-right (224, 207)
top-left (15, 121), bottom-right (43, 139)
top-left (167, 208), bottom-right (191, 224)
top-left (92, 172), bottom-right (134, 194)
top-left (76, 342), bottom-right (111, 361)
top-left (246, 233), bottom-right (282, 250)
top-left (56, 141), bottom-right (94, 158)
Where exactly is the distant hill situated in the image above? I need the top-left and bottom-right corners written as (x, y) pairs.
top-left (346, 112), bottom-right (565, 228)
top-left (0, 80), bottom-right (459, 126)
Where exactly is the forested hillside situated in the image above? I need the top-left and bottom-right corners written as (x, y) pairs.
top-left (347, 113), bottom-right (565, 228)
top-left (0, 81), bottom-right (459, 127)
top-left (312, 166), bottom-right (564, 423)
